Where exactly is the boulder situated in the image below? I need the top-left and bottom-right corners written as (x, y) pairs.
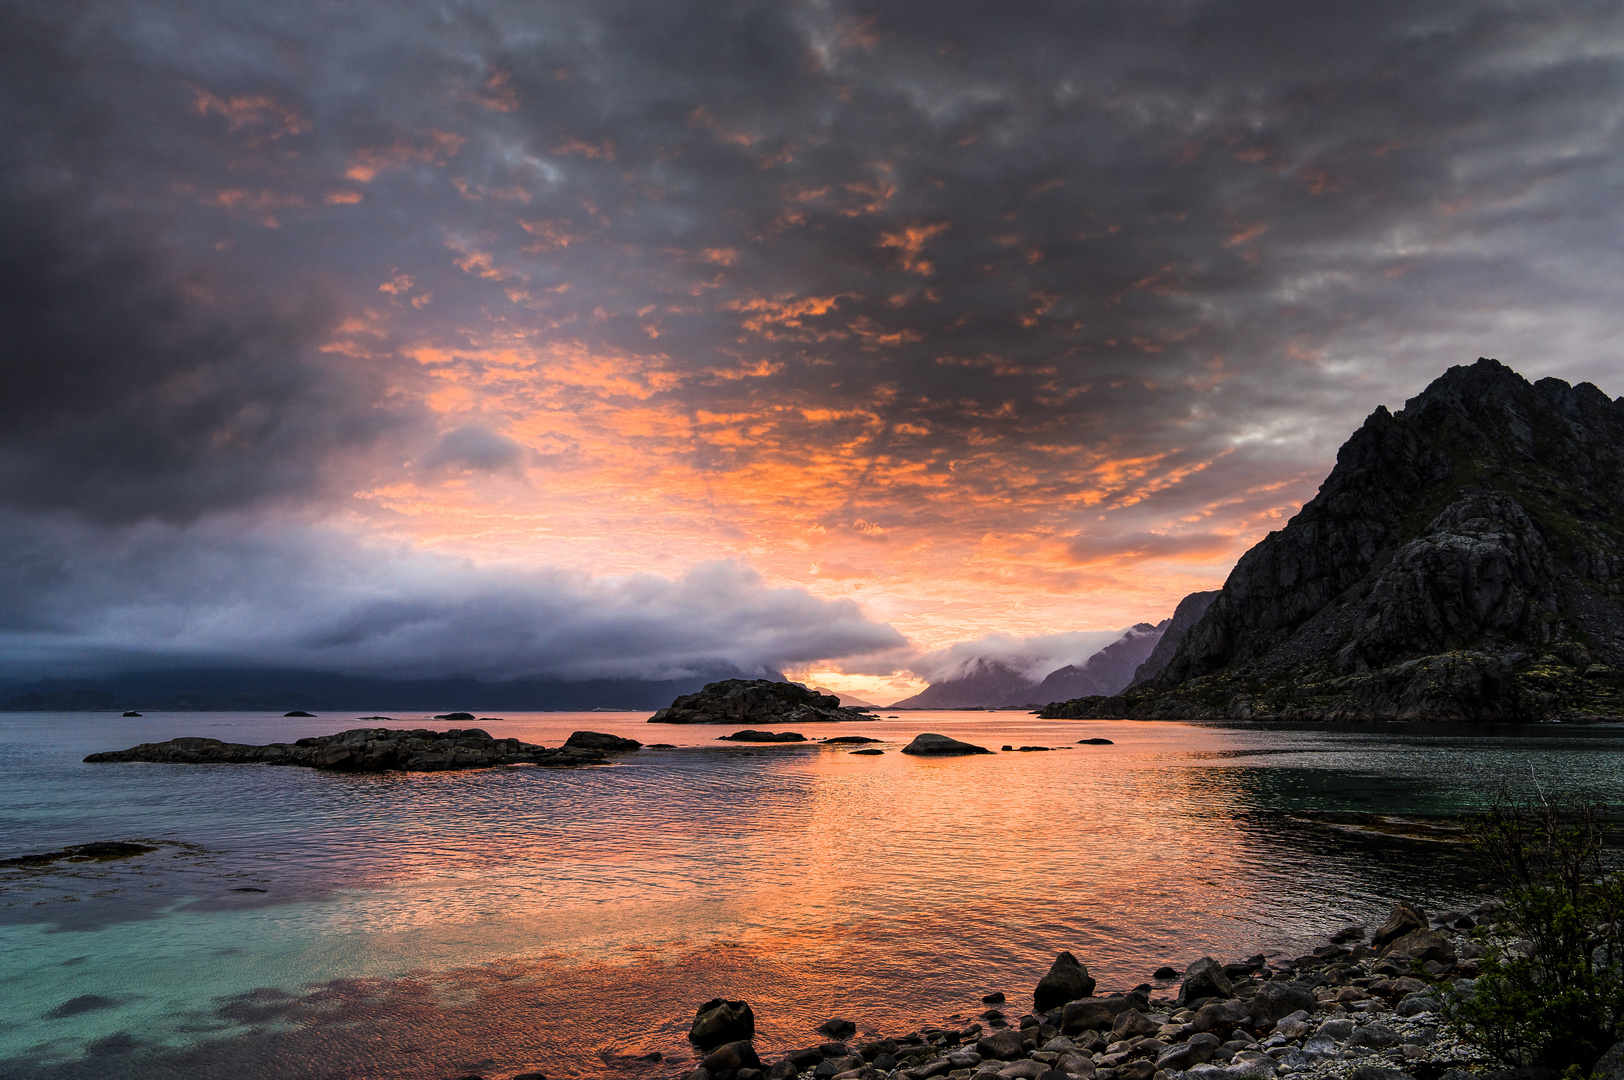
top-left (901, 733), bottom-right (993, 756)
top-left (976, 1028), bottom-right (1025, 1060)
top-left (1034, 952), bottom-right (1097, 1012)
top-left (563, 730), bottom-right (643, 751)
top-left (651, 680), bottom-right (850, 724)
top-left (1110, 1009), bottom-right (1159, 1039)
top-left (1060, 997), bottom-right (1130, 1034)
top-left (690, 998), bottom-right (755, 1048)
top-left (1248, 981), bottom-right (1316, 1027)
top-left (1190, 999), bottom-right (1251, 1033)
top-left (1592, 1041), bottom-right (1624, 1080)
top-left (1179, 957), bottom-right (1235, 1005)
top-left (1396, 992), bottom-right (1440, 1017)
top-left (719, 730), bottom-right (806, 743)
top-left (1372, 903), bottom-right (1428, 952)
top-left (1383, 928), bottom-right (1456, 966)
top-left (997, 1062), bottom-right (1048, 1079)
top-left (818, 1019), bottom-right (857, 1040)
top-left (1115, 1063), bottom-right (1156, 1080)
top-left (702, 1040), bottom-right (762, 1073)
top-left (1347, 1022), bottom-right (1403, 1049)
top-left (1157, 1033), bottom-right (1221, 1072)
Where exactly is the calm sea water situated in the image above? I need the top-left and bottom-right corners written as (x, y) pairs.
top-left (3, 711), bottom-right (1622, 1079)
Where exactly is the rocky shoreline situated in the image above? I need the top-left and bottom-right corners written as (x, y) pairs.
top-left (656, 901), bottom-right (1531, 1080)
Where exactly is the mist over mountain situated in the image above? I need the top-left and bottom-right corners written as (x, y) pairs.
top-left (892, 621), bottom-right (1171, 708)
top-left (1044, 359), bottom-right (1624, 721)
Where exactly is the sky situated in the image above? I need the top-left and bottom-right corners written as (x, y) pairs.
top-left (4, 1), bottom-right (1624, 703)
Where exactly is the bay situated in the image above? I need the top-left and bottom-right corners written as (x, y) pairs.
top-left (2, 710), bottom-right (1620, 1078)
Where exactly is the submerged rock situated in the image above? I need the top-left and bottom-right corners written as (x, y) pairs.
top-left (900, 733), bottom-right (993, 756)
top-left (84, 728), bottom-right (605, 773)
top-left (650, 679), bottom-right (850, 725)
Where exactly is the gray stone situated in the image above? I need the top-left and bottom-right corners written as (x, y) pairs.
top-left (1316, 1018), bottom-right (1356, 1040)
top-left (1157, 1033), bottom-right (1221, 1071)
top-left (1592, 1040), bottom-right (1624, 1080)
top-left (1115, 1062), bottom-right (1156, 1080)
top-left (1111, 1009), bottom-right (1159, 1040)
top-left (977, 1028), bottom-right (1026, 1061)
top-left (1382, 929), bottom-right (1455, 966)
top-left (1350, 1067), bottom-right (1413, 1080)
top-left (1346, 1023), bottom-right (1402, 1050)
top-left (1190, 999), bottom-right (1250, 1033)
top-left (1395, 993), bottom-right (1439, 1017)
top-left (1179, 958), bottom-right (1235, 1005)
top-left (997, 1062), bottom-right (1048, 1079)
top-left (691, 999), bottom-right (755, 1049)
top-left (1060, 997), bottom-right (1130, 1034)
top-left (1372, 904), bottom-right (1428, 952)
top-left (1248, 981), bottom-right (1316, 1027)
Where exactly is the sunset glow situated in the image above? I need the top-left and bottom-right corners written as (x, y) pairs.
top-left (4, 2), bottom-right (1624, 703)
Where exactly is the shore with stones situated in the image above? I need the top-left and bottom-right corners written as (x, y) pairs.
top-left (667, 900), bottom-right (1519, 1080)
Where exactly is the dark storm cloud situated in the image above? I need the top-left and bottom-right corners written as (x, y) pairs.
top-left (4, 0), bottom-right (1624, 677)
top-left (0, 516), bottom-right (906, 680)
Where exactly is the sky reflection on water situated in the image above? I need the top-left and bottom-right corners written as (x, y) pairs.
top-left (3, 711), bottom-right (1622, 1078)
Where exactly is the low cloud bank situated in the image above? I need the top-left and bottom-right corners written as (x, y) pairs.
top-left (906, 630), bottom-right (1131, 686)
top-left (0, 517), bottom-right (906, 683)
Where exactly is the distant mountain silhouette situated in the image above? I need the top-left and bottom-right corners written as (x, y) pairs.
top-left (894, 622), bottom-right (1173, 709)
top-left (890, 657), bottom-right (1039, 708)
top-left (0, 665), bottom-right (781, 713)
top-left (1031, 622), bottom-right (1167, 702)
top-left (1044, 358), bottom-right (1624, 721)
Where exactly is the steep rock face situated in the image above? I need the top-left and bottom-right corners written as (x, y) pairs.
top-left (1034, 622), bottom-right (1167, 701)
top-left (1042, 359), bottom-right (1624, 721)
top-left (1129, 591), bottom-right (1218, 687)
top-left (649, 679), bottom-right (851, 723)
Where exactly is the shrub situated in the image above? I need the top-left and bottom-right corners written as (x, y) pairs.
top-left (1443, 789), bottom-right (1624, 1070)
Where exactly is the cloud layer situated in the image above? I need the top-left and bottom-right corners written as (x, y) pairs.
top-left (3, 1), bottom-right (1623, 681)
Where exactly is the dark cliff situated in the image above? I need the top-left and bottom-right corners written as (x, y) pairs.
top-left (1127, 591), bottom-right (1218, 688)
top-left (1042, 358), bottom-right (1624, 721)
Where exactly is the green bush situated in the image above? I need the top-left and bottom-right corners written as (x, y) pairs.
top-left (1443, 790), bottom-right (1624, 1070)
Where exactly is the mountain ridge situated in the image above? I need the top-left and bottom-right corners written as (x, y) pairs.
top-left (1041, 358), bottom-right (1624, 721)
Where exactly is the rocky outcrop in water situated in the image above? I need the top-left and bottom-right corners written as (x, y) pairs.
top-left (83, 727), bottom-right (607, 772)
top-left (900, 733), bottom-right (992, 756)
top-left (1042, 359), bottom-right (1624, 721)
top-left (650, 679), bottom-right (853, 724)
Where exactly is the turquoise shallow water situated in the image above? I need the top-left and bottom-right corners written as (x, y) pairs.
top-left (3, 711), bottom-right (1623, 1078)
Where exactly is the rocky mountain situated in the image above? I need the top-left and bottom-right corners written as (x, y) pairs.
top-left (1031, 622), bottom-right (1167, 701)
top-left (1041, 359), bottom-right (1624, 721)
top-left (889, 658), bottom-right (1039, 709)
top-left (1127, 591), bottom-right (1219, 688)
